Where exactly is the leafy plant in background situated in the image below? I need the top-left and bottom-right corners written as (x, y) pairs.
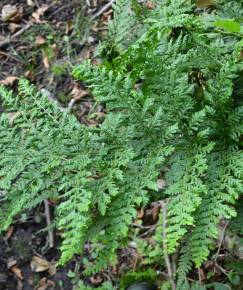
top-left (0, 0), bottom-right (242, 289)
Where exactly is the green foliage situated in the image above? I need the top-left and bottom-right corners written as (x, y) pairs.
top-left (0, 0), bottom-right (243, 288)
top-left (214, 19), bottom-right (241, 33)
top-left (77, 281), bottom-right (113, 290)
top-left (120, 269), bottom-right (157, 289)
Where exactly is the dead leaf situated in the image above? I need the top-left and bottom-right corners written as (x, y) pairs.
top-left (48, 263), bottom-right (56, 276)
top-left (30, 256), bottom-right (50, 272)
top-left (157, 179), bottom-right (166, 190)
top-left (90, 275), bottom-right (103, 286)
top-left (10, 265), bottom-right (23, 280)
top-left (35, 36), bottom-right (46, 45)
top-left (146, 1), bottom-right (155, 9)
top-left (87, 36), bottom-right (95, 44)
top-left (43, 56), bottom-right (50, 69)
top-left (35, 277), bottom-right (55, 290)
top-left (91, 0), bottom-right (98, 7)
top-left (51, 44), bottom-right (58, 57)
top-left (6, 226), bottom-right (14, 240)
top-left (8, 23), bottom-right (21, 33)
top-left (101, 11), bottom-right (112, 24)
top-left (71, 84), bottom-right (89, 100)
top-left (137, 208), bottom-right (144, 219)
top-left (144, 202), bottom-right (160, 224)
top-left (7, 112), bottom-right (20, 125)
top-left (24, 70), bottom-right (35, 81)
top-left (0, 35), bottom-right (5, 43)
top-left (27, 0), bottom-right (35, 7)
top-left (7, 258), bottom-right (17, 269)
top-left (30, 256), bottom-right (56, 275)
top-left (1, 5), bottom-right (23, 22)
top-left (196, 0), bottom-right (213, 8)
top-left (17, 280), bottom-right (23, 290)
top-left (0, 76), bottom-right (18, 85)
top-left (240, 50), bottom-right (243, 59)
top-left (31, 5), bottom-right (49, 23)
top-left (81, 47), bottom-right (91, 59)
top-left (198, 267), bottom-right (206, 281)
top-left (65, 20), bottom-right (73, 35)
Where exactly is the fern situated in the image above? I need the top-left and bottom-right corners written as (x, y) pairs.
top-left (0, 0), bottom-right (242, 288)
top-left (74, 0), bottom-right (243, 282)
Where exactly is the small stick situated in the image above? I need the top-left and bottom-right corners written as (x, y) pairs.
top-left (198, 267), bottom-right (202, 285)
top-left (44, 199), bottom-right (54, 248)
top-left (0, 23), bottom-right (32, 49)
top-left (160, 200), bottom-right (176, 290)
top-left (91, 0), bottom-right (115, 19)
top-left (214, 262), bottom-right (229, 278)
top-left (68, 98), bottom-right (76, 110)
top-left (215, 220), bottom-right (229, 263)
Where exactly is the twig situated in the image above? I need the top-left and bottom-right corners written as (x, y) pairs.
top-left (172, 251), bottom-right (179, 277)
top-left (68, 98), bottom-right (76, 110)
top-left (50, 4), bottom-right (71, 16)
top-left (198, 267), bottom-right (202, 285)
top-left (160, 200), bottom-right (176, 290)
top-left (132, 222), bottom-right (158, 229)
top-left (138, 224), bottom-right (158, 238)
top-left (91, 0), bottom-right (115, 19)
top-left (214, 262), bottom-right (228, 277)
top-left (0, 51), bottom-right (20, 62)
top-left (44, 199), bottom-right (54, 248)
top-left (215, 220), bottom-right (229, 262)
top-left (0, 23), bottom-right (32, 49)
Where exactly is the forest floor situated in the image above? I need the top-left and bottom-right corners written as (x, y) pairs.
top-left (0, 1), bottom-right (116, 289)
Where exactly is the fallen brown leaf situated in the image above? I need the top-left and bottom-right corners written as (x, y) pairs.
top-left (30, 256), bottom-right (50, 272)
top-left (35, 277), bottom-right (55, 290)
top-left (51, 44), bottom-right (58, 57)
top-left (10, 265), bottom-right (23, 280)
top-left (71, 84), bottom-right (89, 100)
top-left (7, 112), bottom-right (20, 126)
top-left (24, 70), bottom-right (35, 81)
top-left (1, 5), bottom-right (23, 22)
top-left (8, 23), bottom-right (21, 33)
top-left (43, 56), bottom-right (50, 70)
top-left (92, 0), bottom-right (98, 7)
top-left (137, 208), bottom-right (145, 219)
top-left (144, 202), bottom-right (160, 224)
top-left (157, 179), bottom-right (166, 190)
top-left (35, 36), bottom-right (46, 45)
top-left (6, 226), bottom-right (14, 240)
top-left (90, 274), bottom-right (103, 286)
top-left (27, 0), bottom-right (35, 7)
top-left (146, 1), bottom-right (155, 9)
top-left (196, 0), bottom-right (213, 8)
top-left (31, 5), bottom-right (49, 23)
top-left (7, 258), bottom-right (17, 269)
top-left (198, 267), bottom-right (206, 282)
top-left (48, 262), bottom-right (56, 276)
top-left (30, 256), bottom-right (56, 275)
top-left (0, 76), bottom-right (18, 85)
top-left (65, 20), bottom-right (73, 35)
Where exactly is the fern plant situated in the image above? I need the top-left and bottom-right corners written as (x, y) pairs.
top-left (0, 0), bottom-right (242, 288)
